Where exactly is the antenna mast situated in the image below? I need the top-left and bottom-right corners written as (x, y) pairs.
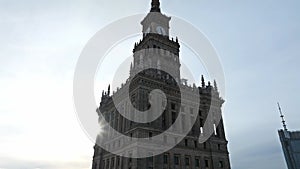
top-left (277, 102), bottom-right (287, 130)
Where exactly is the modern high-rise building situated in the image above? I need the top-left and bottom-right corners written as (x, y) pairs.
top-left (92, 1), bottom-right (231, 168)
top-left (278, 103), bottom-right (300, 169)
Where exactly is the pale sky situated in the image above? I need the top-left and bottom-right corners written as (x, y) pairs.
top-left (1, 0), bottom-right (300, 169)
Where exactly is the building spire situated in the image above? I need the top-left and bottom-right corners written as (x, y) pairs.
top-left (151, 0), bottom-right (161, 12)
top-left (277, 102), bottom-right (288, 130)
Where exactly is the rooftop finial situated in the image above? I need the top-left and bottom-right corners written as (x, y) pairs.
top-left (214, 80), bottom-right (218, 91)
top-left (201, 75), bottom-right (205, 88)
top-left (277, 102), bottom-right (287, 130)
top-left (151, 0), bottom-right (161, 12)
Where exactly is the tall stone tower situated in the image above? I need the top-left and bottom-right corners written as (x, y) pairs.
top-left (92, 1), bottom-right (231, 169)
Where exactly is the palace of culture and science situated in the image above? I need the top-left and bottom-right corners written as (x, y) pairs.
top-left (92, 1), bottom-right (231, 169)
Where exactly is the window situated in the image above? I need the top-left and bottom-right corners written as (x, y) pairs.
top-left (200, 118), bottom-right (204, 127)
top-left (216, 127), bottom-right (221, 137)
top-left (218, 144), bottom-right (221, 150)
top-left (171, 103), bottom-right (176, 110)
top-left (117, 157), bottom-right (120, 166)
top-left (185, 156), bottom-right (190, 166)
top-left (194, 140), bottom-right (198, 148)
top-left (149, 132), bottom-right (153, 140)
top-left (205, 159), bottom-right (209, 168)
top-left (147, 152), bottom-right (154, 164)
top-left (195, 157), bottom-right (200, 167)
top-left (147, 156), bottom-right (153, 163)
top-left (203, 142), bottom-right (207, 149)
top-left (129, 152), bottom-right (132, 163)
top-left (111, 157), bottom-right (115, 167)
top-left (106, 159), bottom-right (109, 169)
top-left (199, 110), bottom-right (202, 116)
top-left (163, 154), bottom-right (169, 164)
top-left (185, 139), bottom-right (188, 146)
top-left (101, 160), bottom-right (105, 169)
top-left (174, 155), bottom-right (180, 165)
top-left (172, 112), bottom-right (176, 123)
top-left (219, 161), bottom-right (224, 168)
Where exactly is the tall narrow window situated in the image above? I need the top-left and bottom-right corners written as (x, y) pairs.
top-left (163, 154), bottom-right (169, 164)
top-left (205, 159), bottom-right (209, 168)
top-left (174, 155), bottom-right (180, 165)
top-left (219, 161), bottom-right (224, 168)
top-left (171, 103), bottom-right (176, 110)
top-left (195, 157), bottom-right (200, 167)
top-left (149, 132), bottom-right (153, 140)
top-left (172, 111), bottom-right (176, 123)
top-left (185, 156), bottom-right (190, 166)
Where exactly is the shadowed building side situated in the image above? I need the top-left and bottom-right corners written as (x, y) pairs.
top-left (92, 1), bottom-right (231, 169)
top-left (277, 103), bottom-right (300, 169)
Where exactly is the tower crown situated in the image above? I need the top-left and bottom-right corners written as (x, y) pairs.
top-left (151, 0), bottom-right (161, 12)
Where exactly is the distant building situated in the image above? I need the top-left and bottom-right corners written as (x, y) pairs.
top-left (277, 103), bottom-right (300, 169)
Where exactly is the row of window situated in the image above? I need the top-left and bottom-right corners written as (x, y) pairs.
top-left (163, 153), bottom-right (224, 168)
top-left (100, 155), bottom-right (224, 169)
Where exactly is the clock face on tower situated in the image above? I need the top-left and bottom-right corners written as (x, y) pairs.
top-left (156, 26), bottom-right (166, 35)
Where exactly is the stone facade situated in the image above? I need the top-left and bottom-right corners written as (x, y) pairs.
top-left (92, 1), bottom-right (231, 169)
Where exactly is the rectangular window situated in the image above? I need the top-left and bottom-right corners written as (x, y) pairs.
top-left (185, 156), bottom-right (190, 166)
top-left (149, 132), bottom-right (153, 140)
top-left (163, 154), bottom-right (169, 164)
top-left (129, 152), bottom-right (132, 163)
top-left (200, 118), bottom-right (204, 127)
top-left (194, 140), bottom-right (198, 148)
top-left (205, 159), bottom-right (209, 167)
top-left (199, 110), bottom-right (202, 116)
top-left (117, 157), bottom-right (120, 166)
top-left (172, 112), bottom-right (176, 123)
top-left (111, 157), bottom-right (115, 167)
top-left (147, 156), bottom-right (153, 163)
top-left (219, 161), bottom-right (224, 168)
top-left (147, 152), bottom-right (154, 164)
top-left (195, 157), bottom-right (200, 167)
top-left (185, 139), bottom-right (188, 146)
top-left (171, 103), bottom-right (176, 110)
top-left (106, 159), bottom-right (109, 169)
top-left (174, 155), bottom-right (180, 165)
